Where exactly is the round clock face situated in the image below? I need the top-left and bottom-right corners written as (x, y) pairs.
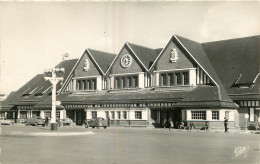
top-left (121, 54), bottom-right (132, 67)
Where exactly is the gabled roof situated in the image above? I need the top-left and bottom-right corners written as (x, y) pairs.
top-left (202, 35), bottom-right (260, 95)
top-left (60, 86), bottom-right (237, 108)
top-left (106, 43), bottom-right (162, 74)
top-left (127, 42), bottom-right (162, 70)
top-left (3, 59), bottom-right (78, 107)
top-left (87, 49), bottom-right (116, 74)
top-left (0, 92), bottom-right (16, 111)
top-left (149, 34), bottom-right (232, 102)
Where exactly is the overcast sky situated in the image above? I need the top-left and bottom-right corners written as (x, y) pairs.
top-left (1, 2), bottom-right (260, 95)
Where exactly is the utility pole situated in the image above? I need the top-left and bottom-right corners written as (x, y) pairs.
top-left (44, 68), bottom-right (65, 130)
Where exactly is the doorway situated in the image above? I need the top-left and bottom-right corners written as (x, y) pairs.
top-left (160, 108), bottom-right (182, 128)
top-left (75, 110), bottom-right (86, 125)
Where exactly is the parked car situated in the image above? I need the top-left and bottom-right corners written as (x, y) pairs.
top-left (24, 117), bottom-right (45, 126)
top-left (60, 118), bottom-right (75, 126)
top-left (0, 117), bottom-right (14, 125)
top-left (85, 117), bottom-right (108, 129)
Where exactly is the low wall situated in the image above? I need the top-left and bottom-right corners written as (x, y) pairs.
top-left (110, 120), bottom-right (147, 127)
top-left (185, 121), bottom-right (235, 129)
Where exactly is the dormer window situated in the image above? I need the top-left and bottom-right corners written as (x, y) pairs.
top-left (169, 48), bottom-right (178, 63)
top-left (83, 59), bottom-right (90, 71)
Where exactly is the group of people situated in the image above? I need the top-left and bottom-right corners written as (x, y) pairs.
top-left (162, 117), bottom-right (229, 132)
top-left (162, 118), bottom-right (173, 129)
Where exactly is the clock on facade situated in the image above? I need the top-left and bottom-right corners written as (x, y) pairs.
top-left (121, 54), bottom-right (132, 67)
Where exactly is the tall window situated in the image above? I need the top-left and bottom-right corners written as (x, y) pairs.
top-left (91, 111), bottom-right (97, 118)
top-left (225, 111), bottom-right (229, 119)
top-left (191, 111), bottom-right (206, 120)
top-left (127, 77), bottom-right (132, 88)
top-left (175, 73), bottom-right (181, 85)
top-left (135, 111), bottom-right (142, 119)
top-left (115, 77), bottom-right (121, 89)
top-left (77, 80), bottom-right (82, 90)
top-left (183, 72), bottom-right (189, 85)
top-left (133, 76), bottom-right (138, 87)
top-left (83, 80), bottom-right (87, 90)
top-left (169, 73), bottom-right (174, 86)
top-left (161, 74), bottom-right (167, 86)
top-left (122, 77), bottom-right (127, 88)
top-left (123, 111), bottom-right (127, 119)
top-left (212, 111), bottom-right (219, 120)
top-left (117, 111), bottom-right (121, 119)
top-left (105, 111), bottom-right (109, 119)
top-left (111, 111), bottom-right (115, 119)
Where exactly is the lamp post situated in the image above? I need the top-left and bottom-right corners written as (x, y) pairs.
top-left (44, 68), bottom-right (65, 130)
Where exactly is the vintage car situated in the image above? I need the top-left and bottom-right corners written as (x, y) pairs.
top-left (0, 117), bottom-right (14, 125)
top-left (24, 117), bottom-right (45, 126)
top-left (85, 117), bottom-right (108, 129)
top-left (60, 118), bottom-right (75, 126)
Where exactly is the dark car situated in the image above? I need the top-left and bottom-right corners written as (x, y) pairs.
top-left (85, 117), bottom-right (108, 129)
top-left (24, 117), bottom-right (45, 126)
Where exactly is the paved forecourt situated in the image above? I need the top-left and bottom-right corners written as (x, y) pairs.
top-left (0, 125), bottom-right (259, 164)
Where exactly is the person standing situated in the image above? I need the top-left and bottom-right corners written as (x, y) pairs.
top-left (162, 118), bottom-right (167, 129)
top-left (168, 117), bottom-right (173, 130)
top-left (224, 117), bottom-right (228, 132)
top-left (45, 117), bottom-right (49, 127)
top-left (107, 116), bottom-right (111, 127)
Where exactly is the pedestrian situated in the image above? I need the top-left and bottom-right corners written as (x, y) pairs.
top-left (190, 122), bottom-right (194, 130)
top-left (96, 117), bottom-right (100, 129)
top-left (107, 116), bottom-right (111, 127)
top-left (162, 118), bottom-right (167, 129)
top-left (168, 117), bottom-right (173, 130)
top-left (224, 117), bottom-right (228, 132)
top-left (205, 122), bottom-right (209, 130)
top-left (45, 117), bottom-right (49, 127)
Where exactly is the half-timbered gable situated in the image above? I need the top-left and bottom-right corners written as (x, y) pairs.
top-left (106, 43), bottom-right (159, 90)
top-left (69, 49), bottom-right (116, 92)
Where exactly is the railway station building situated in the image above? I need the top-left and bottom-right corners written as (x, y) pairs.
top-left (1, 34), bottom-right (259, 129)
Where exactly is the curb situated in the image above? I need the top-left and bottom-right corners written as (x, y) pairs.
top-left (2, 131), bottom-right (95, 136)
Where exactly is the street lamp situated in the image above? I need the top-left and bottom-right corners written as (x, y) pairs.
top-left (44, 68), bottom-right (65, 130)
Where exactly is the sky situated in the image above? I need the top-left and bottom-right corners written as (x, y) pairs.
top-left (1, 1), bottom-right (260, 95)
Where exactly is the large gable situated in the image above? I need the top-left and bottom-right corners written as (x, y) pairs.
top-left (74, 49), bottom-right (116, 77)
top-left (150, 35), bottom-right (232, 102)
top-left (106, 44), bottom-right (146, 75)
top-left (152, 36), bottom-right (196, 71)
